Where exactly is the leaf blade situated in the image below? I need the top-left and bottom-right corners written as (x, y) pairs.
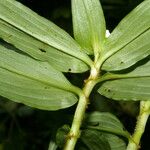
top-left (84, 111), bottom-right (129, 138)
top-left (101, 0), bottom-right (150, 68)
top-left (0, 19), bottom-right (89, 73)
top-left (80, 129), bottom-right (111, 150)
top-left (99, 59), bottom-right (150, 101)
top-left (98, 77), bottom-right (150, 101)
top-left (72, 0), bottom-right (106, 54)
top-left (0, 44), bottom-right (79, 110)
top-left (0, 45), bottom-right (74, 91)
top-left (103, 133), bottom-right (126, 150)
top-left (0, 68), bottom-right (77, 110)
top-left (102, 29), bottom-right (150, 71)
top-left (0, 0), bottom-right (92, 66)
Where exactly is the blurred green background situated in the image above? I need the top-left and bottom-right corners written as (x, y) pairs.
top-left (1, 0), bottom-right (149, 150)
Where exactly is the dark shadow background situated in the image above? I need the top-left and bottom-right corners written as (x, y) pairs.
top-left (0, 0), bottom-right (149, 150)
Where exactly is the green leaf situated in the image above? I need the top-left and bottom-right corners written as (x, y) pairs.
top-left (72, 0), bottom-right (106, 54)
top-left (77, 147), bottom-right (87, 150)
top-left (0, 45), bottom-right (74, 90)
top-left (121, 59), bottom-right (150, 77)
top-left (0, 68), bottom-right (78, 110)
top-left (48, 141), bottom-right (58, 150)
top-left (103, 133), bottom-right (126, 150)
top-left (84, 111), bottom-right (129, 138)
top-left (0, 20), bottom-right (89, 73)
top-left (99, 77), bottom-right (150, 101)
top-left (0, 45), bottom-right (79, 110)
top-left (56, 125), bottom-right (70, 148)
top-left (80, 129), bottom-right (111, 150)
top-left (99, 60), bottom-right (150, 101)
top-left (55, 124), bottom-right (126, 150)
top-left (101, 0), bottom-right (150, 69)
top-left (102, 29), bottom-right (150, 71)
top-left (0, 0), bottom-right (92, 66)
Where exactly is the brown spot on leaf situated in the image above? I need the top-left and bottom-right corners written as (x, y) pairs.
top-left (68, 68), bottom-right (71, 72)
top-left (108, 89), bottom-right (111, 92)
top-left (39, 48), bottom-right (46, 53)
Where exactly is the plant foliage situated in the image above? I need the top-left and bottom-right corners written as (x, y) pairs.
top-left (0, 0), bottom-right (149, 149)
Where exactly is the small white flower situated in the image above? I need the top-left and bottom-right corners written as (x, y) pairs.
top-left (106, 30), bottom-right (110, 38)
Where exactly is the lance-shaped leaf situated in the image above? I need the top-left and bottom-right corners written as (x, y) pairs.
top-left (0, 68), bottom-right (77, 110)
top-left (0, 45), bottom-right (79, 110)
top-left (0, 0), bottom-right (92, 66)
top-left (72, 0), bottom-right (106, 54)
top-left (122, 59), bottom-right (150, 77)
top-left (102, 133), bottom-right (126, 150)
top-left (0, 45), bottom-right (75, 90)
top-left (84, 112), bottom-right (129, 138)
top-left (102, 29), bottom-right (150, 71)
top-left (80, 130), bottom-right (111, 150)
top-left (0, 68), bottom-right (78, 110)
top-left (0, 19), bottom-right (89, 73)
top-left (56, 123), bottom-right (126, 150)
top-left (101, 0), bottom-right (150, 69)
top-left (99, 77), bottom-right (150, 101)
top-left (80, 130), bottom-right (126, 150)
top-left (98, 60), bottom-right (150, 101)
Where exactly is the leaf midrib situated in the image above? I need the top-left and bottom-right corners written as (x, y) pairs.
top-left (0, 67), bottom-right (74, 93)
top-left (102, 27), bottom-right (150, 65)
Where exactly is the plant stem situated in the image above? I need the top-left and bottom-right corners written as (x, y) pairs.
top-left (127, 101), bottom-right (150, 150)
top-left (63, 66), bottom-right (99, 150)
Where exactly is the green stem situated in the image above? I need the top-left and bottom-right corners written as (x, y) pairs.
top-left (127, 101), bottom-right (150, 150)
top-left (63, 94), bottom-right (87, 150)
top-left (63, 66), bottom-right (99, 150)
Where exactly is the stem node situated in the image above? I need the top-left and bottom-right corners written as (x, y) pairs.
top-left (63, 65), bottom-right (100, 150)
top-left (127, 101), bottom-right (150, 150)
